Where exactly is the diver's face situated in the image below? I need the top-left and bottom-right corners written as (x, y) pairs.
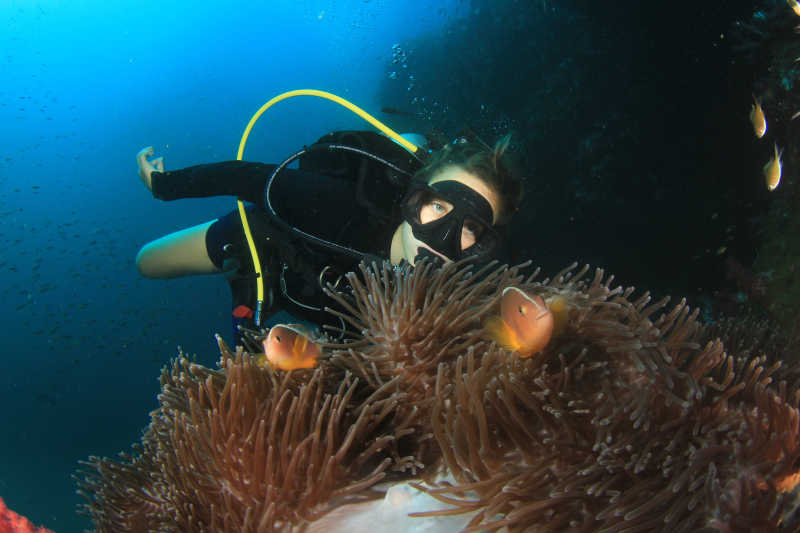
top-left (400, 165), bottom-right (500, 265)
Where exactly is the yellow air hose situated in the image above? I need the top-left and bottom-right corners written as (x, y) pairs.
top-left (235, 89), bottom-right (420, 326)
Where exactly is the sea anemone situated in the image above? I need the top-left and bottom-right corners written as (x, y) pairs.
top-left (322, 260), bottom-right (526, 423)
top-left (76, 260), bottom-right (800, 532)
top-left (408, 263), bottom-right (800, 531)
top-left (77, 347), bottom-right (419, 531)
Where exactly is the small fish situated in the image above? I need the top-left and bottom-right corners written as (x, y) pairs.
top-left (484, 287), bottom-right (554, 357)
top-left (750, 96), bottom-right (767, 138)
top-left (789, 0), bottom-right (800, 16)
top-left (257, 324), bottom-right (321, 371)
top-left (764, 143), bottom-right (783, 191)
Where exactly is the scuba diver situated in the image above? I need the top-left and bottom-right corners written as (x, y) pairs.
top-left (135, 129), bottom-right (523, 345)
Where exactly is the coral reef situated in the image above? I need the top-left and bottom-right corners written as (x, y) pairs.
top-left (0, 497), bottom-right (53, 533)
top-left (77, 260), bottom-right (800, 531)
top-left (728, 1), bottom-right (800, 338)
top-left (752, 185), bottom-right (800, 342)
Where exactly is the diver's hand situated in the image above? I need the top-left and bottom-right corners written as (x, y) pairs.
top-left (136, 146), bottom-right (164, 191)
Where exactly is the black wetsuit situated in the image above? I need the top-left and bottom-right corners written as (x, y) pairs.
top-left (149, 131), bottom-right (425, 344)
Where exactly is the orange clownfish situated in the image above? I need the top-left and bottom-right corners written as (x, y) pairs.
top-left (764, 143), bottom-right (783, 192)
top-left (484, 287), bottom-right (555, 357)
top-left (750, 96), bottom-right (767, 139)
top-left (257, 324), bottom-right (322, 371)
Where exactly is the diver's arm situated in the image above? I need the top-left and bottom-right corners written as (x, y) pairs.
top-left (137, 146), bottom-right (271, 204)
top-left (136, 220), bottom-right (220, 279)
top-left (150, 161), bottom-right (273, 206)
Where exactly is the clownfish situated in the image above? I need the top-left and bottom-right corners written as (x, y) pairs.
top-left (484, 287), bottom-right (555, 357)
top-left (257, 324), bottom-right (322, 371)
top-left (750, 96), bottom-right (767, 139)
top-left (764, 143), bottom-right (783, 191)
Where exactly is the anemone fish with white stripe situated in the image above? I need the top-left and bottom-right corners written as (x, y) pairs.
top-left (484, 287), bottom-right (555, 357)
top-left (257, 323), bottom-right (322, 371)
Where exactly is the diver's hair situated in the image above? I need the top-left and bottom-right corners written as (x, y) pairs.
top-left (412, 134), bottom-right (524, 226)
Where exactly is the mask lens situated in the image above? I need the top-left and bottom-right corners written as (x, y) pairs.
top-left (460, 216), bottom-right (496, 255)
top-left (403, 188), bottom-right (442, 225)
top-left (462, 217), bottom-right (485, 241)
top-left (402, 182), bottom-right (500, 260)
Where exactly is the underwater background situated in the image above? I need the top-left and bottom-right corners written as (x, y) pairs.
top-left (0, 0), bottom-right (797, 531)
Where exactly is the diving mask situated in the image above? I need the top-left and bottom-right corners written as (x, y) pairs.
top-left (402, 180), bottom-right (499, 263)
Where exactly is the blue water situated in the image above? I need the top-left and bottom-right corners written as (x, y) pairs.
top-left (0, 1), bottom-right (463, 530)
top-left (1, 0), bottom-right (781, 529)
